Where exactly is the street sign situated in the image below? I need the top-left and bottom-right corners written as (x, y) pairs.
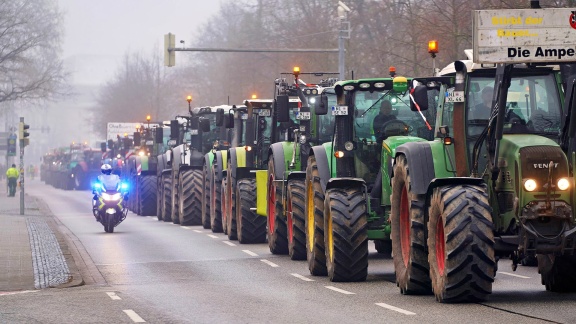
top-left (473, 8), bottom-right (576, 64)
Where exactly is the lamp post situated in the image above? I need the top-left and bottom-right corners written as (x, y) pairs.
top-left (428, 40), bottom-right (439, 76)
top-left (187, 95), bottom-right (192, 114)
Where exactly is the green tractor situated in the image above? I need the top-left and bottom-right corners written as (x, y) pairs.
top-left (391, 47), bottom-right (576, 302)
top-left (267, 69), bottom-right (338, 256)
top-left (305, 75), bottom-right (443, 280)
top-left (222, 98), bottom-right (278, 242)
top-left (201, 105), bottom-right (239, 232)
top-left (124, 121), bottom-right (165, 216)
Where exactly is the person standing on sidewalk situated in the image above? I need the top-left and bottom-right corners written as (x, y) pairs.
top-left (6, 164), bottom-right (19, 197)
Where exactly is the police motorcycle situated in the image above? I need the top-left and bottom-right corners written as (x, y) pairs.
top-left (92, 164), bottom-right (129, 233)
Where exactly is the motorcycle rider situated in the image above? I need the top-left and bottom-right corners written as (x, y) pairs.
top-left (93, 164), bottom-right (120, 218)
top-left (5, 164), bottom-right (19, 197)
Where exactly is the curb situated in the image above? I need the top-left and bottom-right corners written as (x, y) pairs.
top-left (33, 195), bottom-right (106, 288)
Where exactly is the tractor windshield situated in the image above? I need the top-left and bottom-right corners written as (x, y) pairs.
top-left (353, 90), bottom-right (435, 142)
top-left (467, 74), bottom-right (562, 137)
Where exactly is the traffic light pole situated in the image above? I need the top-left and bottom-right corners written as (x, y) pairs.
top-left (19, 117), bottom-right (24, 215)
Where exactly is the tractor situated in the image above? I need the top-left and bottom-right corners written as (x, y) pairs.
top-left (267, 68), bottom-right (338, 256)
top-left (305, 74), bottom-right (444, 280)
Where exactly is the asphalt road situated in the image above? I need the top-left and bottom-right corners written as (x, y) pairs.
top-left (1, 181), bottom-right (575, 323)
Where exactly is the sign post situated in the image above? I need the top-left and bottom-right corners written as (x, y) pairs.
top-left (19, 117), bottom-right (25, 215)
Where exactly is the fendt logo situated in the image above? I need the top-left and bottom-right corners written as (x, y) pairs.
top-left (570, 11), bottom-right (576, 29)
top-left (533, 163), bottom-right (559, 169)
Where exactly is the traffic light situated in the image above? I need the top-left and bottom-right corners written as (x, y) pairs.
top-left (18, 121), bottom-right (30, 147)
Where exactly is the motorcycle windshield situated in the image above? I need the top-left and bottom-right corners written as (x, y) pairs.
top-left (100, 176), bottom-right (121, 192)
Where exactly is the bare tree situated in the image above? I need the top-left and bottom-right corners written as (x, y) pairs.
top-left (0, 0), bottom-right (67, 104)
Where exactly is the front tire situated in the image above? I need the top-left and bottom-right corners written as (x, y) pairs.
top-left (538, 254), bottom-right (576, 292)
top-left (139, 175), bottom-right (157, 216)
top-left (267, 159), bottom-right (288, 254)
top-left (201, 164), bottom-right (211, 229)
top-left (163, 174), bottom-right (172, 223)
top-left (427, 184), bottom-right (495, 303)
top-left (287, 179), bottom-right (307, 260)
top-left (305, 155), bottom-right (327, 276)
top-left (324, 187), bottom-right (368, 282)
top-left (390, 155), bottom-right (431, 294)
top-left (236, 179), bottom-right (266, 244)
top-left (210, 166), bottom-right (223, 232)
top-left (179, 169), bottom-right (202, 225)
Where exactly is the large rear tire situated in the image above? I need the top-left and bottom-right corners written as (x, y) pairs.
top-left (390, 155), bottom-right (431, 294)
top-left (427, 184), bottom-right (495, 303)
top-left (163, 174), bottom-right (173, 223)
top-left (305, 155), bottom-right (327, 276)
top-left (210, 166), bottom-right (223, 232)
top-left (179, 169), bottom-right (202, 225)
top-left (324, 187), bottom-right (368, 282)
top-left (237, 179), bottom-right (266, 244)
top-left (287, 179), bottom-right (306, 260)
top-left (267, 159), bottom-right (288, 254)
top-left (538, 254), bottom-right (576, 292)
top-left (201, 164), bottom-right (211, 229)
top-left (139, 175), bottom-right (157, 216)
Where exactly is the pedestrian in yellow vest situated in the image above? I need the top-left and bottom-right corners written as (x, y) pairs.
top-left (6, 164), bottom-right (19, 197)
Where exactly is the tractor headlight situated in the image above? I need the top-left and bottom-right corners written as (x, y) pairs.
top-left (344, 141), bottom-right (354, 151)
top-left (334, 151), bottom-right (344, 158)
top-left (299, 135), bottom-right (306, 144)
top-left (557, 178), bottom-right (570, 191)
top-left (245, 146), bottom-right (252, 151)
top-left (523, 179), bottom-right (537, 192)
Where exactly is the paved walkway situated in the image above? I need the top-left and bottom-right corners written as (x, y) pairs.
top-left (0, 184), bottom-right (83, 292)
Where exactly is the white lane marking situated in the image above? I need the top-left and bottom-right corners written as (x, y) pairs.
top-left (260, 259), bottom-right (279, 267)
top-left (325, 286), bottom-right (355, 295)
top-left (106, 292), bottom-right (121, 300)
top-left (181, 226), bottom-right (190, 230)
top-left (498, 271), bottom-right (531, 279)
top-left (291, 273), bottom-right (314, 282)
top-left (147, 216), bottom-right (155, 218)
top-left (0, 290), bottom-right (38, 296)
top-left (223, 241), bottom-right (236, 246)
top-left (123, 309), bottom-right (146, 322)
top-left (242, 250), bottom-right (258, 256)
top-left (376, 303), bottom-right (416, 315)
top-left (207, 234), bottom-right (219, 239)
top-left (193, 230), bottom-right (203, 233)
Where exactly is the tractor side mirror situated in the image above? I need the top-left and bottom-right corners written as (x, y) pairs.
top-left (170, 120), bottom-right (180, 140)
top-left (154, 127), bottom-right (163, 144)
top-left (410, 85), bottom-right (429, 111)
top-left (224, 113), bottom-right (234, 129)
top-left (276, 95), bottom-right (290, 122)
top-left (123, 137), bottom-right (132, 150)
top-left (199, 117), bottom-right (211, 133)
top-left (100, 142), bottom-right (107, 152)
top-left (315, 94), bottom-right (328, 115)
top-left (107, 139), bottom-right (114, 150)
top-left (216, 108), bottom-right (224, 126)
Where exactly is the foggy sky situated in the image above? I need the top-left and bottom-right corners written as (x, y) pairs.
top-left (59, 0), bottom-right (222, 84)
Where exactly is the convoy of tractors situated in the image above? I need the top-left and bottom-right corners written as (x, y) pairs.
top-left (40, 7), bottom-right (576, 303)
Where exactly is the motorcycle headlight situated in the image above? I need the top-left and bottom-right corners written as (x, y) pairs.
top-left (557, 178), bottom-right (570, 191)
top-left (102, 193), bottom-right (121, 201)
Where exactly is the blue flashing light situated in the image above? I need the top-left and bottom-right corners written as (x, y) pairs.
top-left (93, 183), bottom-right (102, 190)
top-left (121, 182), bottom-right (129, 190)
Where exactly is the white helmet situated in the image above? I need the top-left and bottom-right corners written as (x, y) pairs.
top-left (101, 164), bottom-right (112, 175)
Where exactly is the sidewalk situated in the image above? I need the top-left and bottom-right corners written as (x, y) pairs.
top-left (0, 184), bottom-right (83, 292)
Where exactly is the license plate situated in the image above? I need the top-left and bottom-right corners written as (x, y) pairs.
top-left (241, 114), bottom-right (248, 120)
top-left (145, 140), bottom-right (153, 145)
top-left (297, 112), bottom-right (311, 120)
top-left (167, 139), bottom-right (176, 146)
top-left (332, 106), bottom-right (348, 115)
top-left (445, 90), bottom-right (464, 103)
top-left (190, 129), bottom-right (198, 135)
top-left (259, 109), bottom-right (271, 117)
